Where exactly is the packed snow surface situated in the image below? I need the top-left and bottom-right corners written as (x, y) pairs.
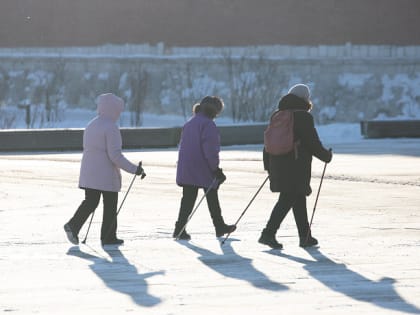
top-left (0, 136), bottom-right (419, 314)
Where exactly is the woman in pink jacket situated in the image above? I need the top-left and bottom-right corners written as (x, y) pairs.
top-left (64, 93), bottom-right (144, 246)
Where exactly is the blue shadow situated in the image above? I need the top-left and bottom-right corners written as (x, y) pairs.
top-left (66, 246), bottom-right (164, 307)
top-left (179, 239), bottom-right (288, 291)
top-left (266, 247), bottom-right (420, 314)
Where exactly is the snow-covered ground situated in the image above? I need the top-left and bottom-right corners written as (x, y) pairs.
top-left (0, 135), bottom-right (419, 314)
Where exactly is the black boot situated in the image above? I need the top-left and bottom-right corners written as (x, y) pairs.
top-left (173, 222), bottom-right (191, 240)
top-left (64, 223), bottom-right (79, 245)
top-left (215, 224), bottom-right (236, 237)
top-left (102, 237), bottom-right (124, 246)
top-left (299, 235), bottom-right (318, 248)
top-left (258, 229), bottom-right (283, 249)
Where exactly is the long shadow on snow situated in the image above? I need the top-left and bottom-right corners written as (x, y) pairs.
top-left (66, 245), bottom-right (164, 308)
top-left (266, 247), bottom-right (420, 314)
top-left (179, 239), bottom-right (288, 291)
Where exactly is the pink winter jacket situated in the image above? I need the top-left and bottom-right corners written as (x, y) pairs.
top-left (78, 94), bottom-right (137, 192)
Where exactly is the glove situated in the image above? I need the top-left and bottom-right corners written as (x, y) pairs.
top-left (136, 162), bottom-right (146, 179)
top-left (214, 168), bottom-right (226, 185)
top-left (326, 148), bottom-right (333, 163)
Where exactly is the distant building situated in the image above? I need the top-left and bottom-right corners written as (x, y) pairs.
top-left (1, 0), bottom-right (419, 47)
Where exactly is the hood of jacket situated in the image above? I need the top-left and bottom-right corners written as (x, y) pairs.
top-left (97, 93), bottom-right (124, 122)
top-left (278, 94), bottom-right (312, 111)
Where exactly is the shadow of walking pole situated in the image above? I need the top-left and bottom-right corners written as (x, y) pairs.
top-left (266, 247), bottom-right (420, 314)
top-left (66, 246), bottom-right (164, 307)
top-left (179, 239), bottom-right (289, 292)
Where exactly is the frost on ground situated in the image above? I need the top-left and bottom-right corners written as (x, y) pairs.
top-left (0, 139), bottom-right (419, 314)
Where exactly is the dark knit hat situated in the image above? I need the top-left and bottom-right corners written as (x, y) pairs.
top-left (199, 96), bottom-right (224, 118)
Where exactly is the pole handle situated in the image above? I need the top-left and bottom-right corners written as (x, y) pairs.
top-left (138, 161), bottom-right (146, 179)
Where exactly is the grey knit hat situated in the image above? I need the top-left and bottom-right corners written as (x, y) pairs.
top-left (288, 84), bottom-right (310, 102)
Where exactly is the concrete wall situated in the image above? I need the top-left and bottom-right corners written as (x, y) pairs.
top-left (2, 120), bottom-right (419, 151)
top-left (360, 120), bottom-right (420, 138)
top-left (0, 124), bottom-right (267, 151)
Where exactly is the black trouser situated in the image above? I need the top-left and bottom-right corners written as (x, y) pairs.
top-left (176, 185), bottom-right (225, 228)
top-left (68, 188), bottom-right (118, 241)
top-left (264, 192), bottom-right (310, 239)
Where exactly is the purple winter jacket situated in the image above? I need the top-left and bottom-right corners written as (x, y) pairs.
top-left (176, 112), bottom-right (220, 189)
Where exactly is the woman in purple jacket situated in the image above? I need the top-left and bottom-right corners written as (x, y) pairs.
top-left (173, 96), bottom-right (236, 240)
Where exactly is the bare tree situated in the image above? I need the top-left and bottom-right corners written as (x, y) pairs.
top-left (224, 54), bottom-right (262, 122)
top-left (163, 63), bottom-right (194, 120)
top-left (44, 59), bottom-right (66, 124)
top-left (0, 107), bottom-right (16, 129)
top-left (253, 57), bottom-right (281, 121)
top-left (128, 66), bottom-right (148, 127)
top-left (223, 54), bottom-right (285, 122)
top-left (161, 62), bottom-right (221, 120)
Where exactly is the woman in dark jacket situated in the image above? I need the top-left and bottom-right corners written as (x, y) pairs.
top-left (260, 84), bottom-right (332, 249)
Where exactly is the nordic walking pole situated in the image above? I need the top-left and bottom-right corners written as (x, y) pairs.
top-left (176, 178), bottom-right (218, 240)
top-left (304, 160), bottom-right (328, 244)
top-left (81, 211), bottom-right (96, 244)
top-left (116, 173), bottom-right (140, 217)
top-left (221, 175), bottom-right (269, 245)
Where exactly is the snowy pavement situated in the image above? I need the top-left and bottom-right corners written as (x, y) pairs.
top-left (1, 139), bottom-right (420, 314)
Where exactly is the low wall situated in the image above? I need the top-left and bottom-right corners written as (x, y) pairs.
top-left (360, 120), bottom-right (420, 138)
top-left (3, 121), bottom-right (420, 151)
top-left (0, 124), bottom-right (267, 151)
